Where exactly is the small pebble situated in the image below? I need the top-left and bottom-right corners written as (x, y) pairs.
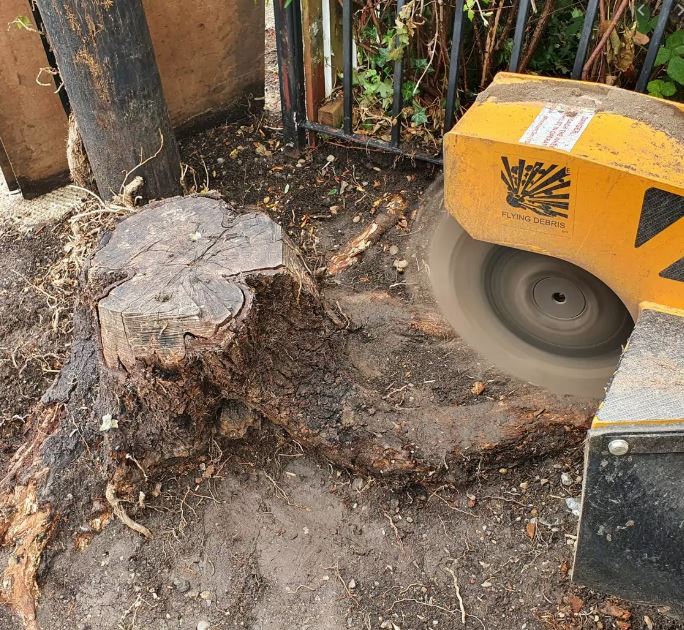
top-left (560, 472), bottom-right (573, 486)
top-left (565, 496), bottom-right (581, 517)
top-left (197, 622), bottom-right (210, 630)
top-left (348, 578), bottom-right (356, 589)
top-left (352, 215), bottom-right (361, 223)
top-left (172, 578), bottom-right (190, 594)
top-left (388, 245), bottom-right (399, 256)
top-left (393, 259), bottom-right (408, 272)
top-left (216, 157), bottom-right (225, 164)
top-left (351, 477), bottom-right (365, 491)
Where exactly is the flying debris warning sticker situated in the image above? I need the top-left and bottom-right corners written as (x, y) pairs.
top-left (520, 106), bottom-right (594, 152)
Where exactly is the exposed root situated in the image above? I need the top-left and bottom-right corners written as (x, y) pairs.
top-left (0, 484), bottom-right (56, 630)
top-left (327, 194), bottom-right (407, 275)
top-left (105, 481), bottom-right (152, 539)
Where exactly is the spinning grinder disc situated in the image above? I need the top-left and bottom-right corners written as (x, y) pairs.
top-left (429, 214), bottom-right (634, 397)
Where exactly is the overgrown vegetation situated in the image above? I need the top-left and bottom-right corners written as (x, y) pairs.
top-left (343, 0), bottom-right (684, 148)
top-left (647, 30), bottom-right (684, 97)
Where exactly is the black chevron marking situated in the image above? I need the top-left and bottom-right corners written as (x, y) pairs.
top-left (635, 188), bottom-right (684, 247)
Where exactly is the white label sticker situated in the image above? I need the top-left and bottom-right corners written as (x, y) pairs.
top-left (520, 106), bottom-right (594, 152)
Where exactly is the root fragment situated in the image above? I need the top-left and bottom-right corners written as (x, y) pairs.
top-left (327, 194), bottom-right (407, 275)
top-left (105, 482), bottom-right (152, 539)
top-left (0, 484), bottom-right (56, 630)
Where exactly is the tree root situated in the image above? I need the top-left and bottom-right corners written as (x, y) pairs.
top-left (105, 481), bottom-right (152, 539)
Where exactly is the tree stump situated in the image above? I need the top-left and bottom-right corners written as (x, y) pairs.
top-left (0, 193), bottom-right (593, 629)
top-left (76, 196), bottom-right (371, 477)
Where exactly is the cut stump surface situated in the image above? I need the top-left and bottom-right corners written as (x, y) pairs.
top-left (91, 197), bottom-right (309, 370)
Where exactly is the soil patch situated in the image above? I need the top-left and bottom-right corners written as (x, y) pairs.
top-left (0, 109), bottom-right (678, 630)
top-left (0, 220), bottom-right (73, 473)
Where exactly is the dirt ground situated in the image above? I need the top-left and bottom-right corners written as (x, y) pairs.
top-left (0, 18), bottom-right (680, 630)
top-left (0, 107), bottom-right (680, 630)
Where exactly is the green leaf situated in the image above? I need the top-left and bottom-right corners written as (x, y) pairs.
top-left (674, 45), bottom-right (684, 57)
top-left (667, 54), bottom-right (684, 85)
top-left (647, 78), bottom-right (677, 97)
top-left (649, 79), bottom-right (678, 97)
top-left (413, 58), bottom-right (428, 72)
top-left (377, 79), bottom-right (394, 99)
top-left (654, 46), bottom-right (671, 66)
top-left (411, 107), bottom-right (428, 125)
top-left (647, 80), bottom-right (664, 97)
top-left (661, 81), bottom-right (677, 97)
top-left (635, 3), bottom-right (658, 34)
top-left (666, 31), bottom-right (684, 49)
top-left (402, 80), bottom-right (417, 101)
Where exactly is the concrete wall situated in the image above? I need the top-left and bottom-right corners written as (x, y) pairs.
top-left (0, 0), bottom-right (264, 194)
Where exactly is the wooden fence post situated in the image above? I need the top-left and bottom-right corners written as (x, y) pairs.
top-left (34, 0), bottom-right (181, 200)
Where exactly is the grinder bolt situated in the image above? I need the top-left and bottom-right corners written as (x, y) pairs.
top-left (608, 439), bottom-right (630, 456)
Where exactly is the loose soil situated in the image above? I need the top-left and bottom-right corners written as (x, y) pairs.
top-left (0, 108), bottom-right (680, 630)
top-left (0, 220), bottom-right (72, 474)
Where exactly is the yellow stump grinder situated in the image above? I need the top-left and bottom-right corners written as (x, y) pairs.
top-left (430, 73), bottom-right (684, 613)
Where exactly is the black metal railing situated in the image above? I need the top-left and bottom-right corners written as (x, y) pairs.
top-left (273, 0), bottom-right (678, 165)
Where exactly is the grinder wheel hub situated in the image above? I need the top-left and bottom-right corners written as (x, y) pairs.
top-left (531, 277), bottom-right (586, 319)
top-left (482, 248), bottom-right (630, 358)
top-left (430, 214), bottom-right (634, 397)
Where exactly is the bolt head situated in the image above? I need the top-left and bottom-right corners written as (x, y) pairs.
top-left (608, 438), bottom-right (629, 456)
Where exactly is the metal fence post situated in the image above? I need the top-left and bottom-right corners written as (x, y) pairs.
top-left (273, 0), bottom-right (307, 151)
top-left (636, 0), bottom-right (675, 92)
top-left (444, 0), bottom-right (466, 133)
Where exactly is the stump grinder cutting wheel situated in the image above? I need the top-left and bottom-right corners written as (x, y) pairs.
top-left (430, 73), bottom-right (684, 613)
top-left (431, 73), bottom-right (684, 397)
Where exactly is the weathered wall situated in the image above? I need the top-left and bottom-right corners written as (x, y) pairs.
top-left (0, 1), bottom-right (69, 192)
top-left (0, 0), bottom-right (264, 194)
top-left (145, 0), bottom-right (265, 131)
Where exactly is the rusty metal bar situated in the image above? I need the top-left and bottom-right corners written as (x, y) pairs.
top-left (300, 120), bottom-right (442, 164)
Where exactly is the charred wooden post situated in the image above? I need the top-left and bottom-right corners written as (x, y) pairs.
top-left (34, 0), bottom-right (181, 200)
top-left (272, 0), bottom-right (307, 150)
